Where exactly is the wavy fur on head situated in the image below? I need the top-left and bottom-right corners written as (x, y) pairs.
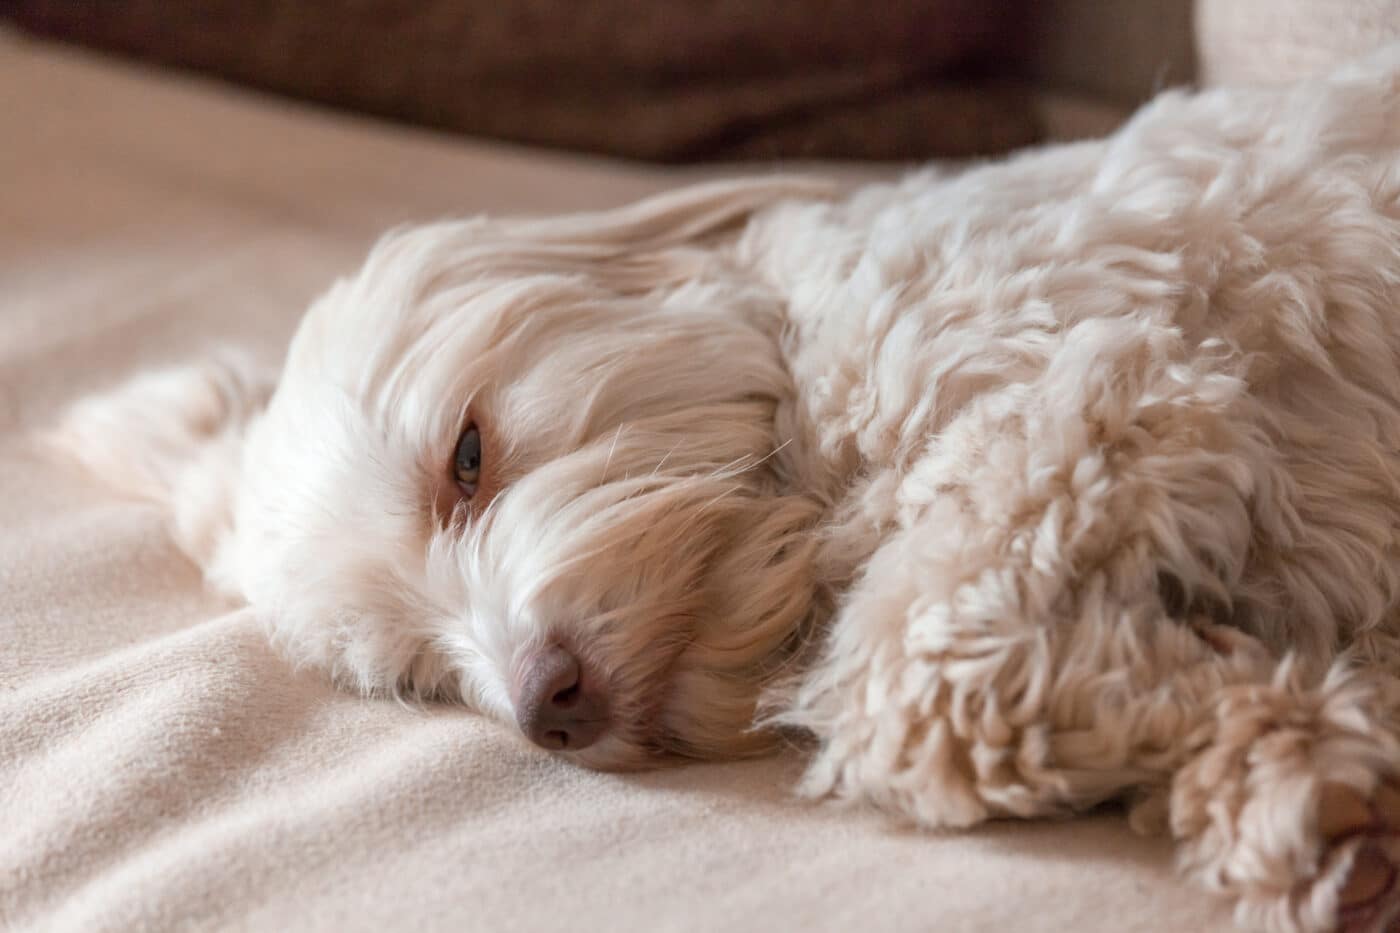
top-left (49, 47), bottom-right (1400, 932)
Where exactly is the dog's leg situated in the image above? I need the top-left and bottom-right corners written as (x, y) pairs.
top-left (789, 317), bottom-right (1266, 823)
top-left (788, 319), bottom-right (1400, 931)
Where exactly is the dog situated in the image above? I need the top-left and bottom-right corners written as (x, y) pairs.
top-left (49, 46), bottom-right (1400, 933)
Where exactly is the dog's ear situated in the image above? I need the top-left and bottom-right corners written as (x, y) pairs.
top-left (508, 176), bottom-right (836, 248)
top-left (490, 176), bottom-right (838, 295)
top-left (44, 353), bottom-right (275, 584)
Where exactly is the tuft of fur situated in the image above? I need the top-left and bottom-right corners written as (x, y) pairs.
top-left (45, 353), bottom-right (274, 575)
top-left (47, 49), bottom-right (1400, 931)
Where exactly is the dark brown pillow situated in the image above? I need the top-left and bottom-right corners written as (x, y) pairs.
top-left (5, 1), bottom-right (1039, 161)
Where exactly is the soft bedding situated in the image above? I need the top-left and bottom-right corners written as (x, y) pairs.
top-left (0, 34), bottom-right (1234, 932)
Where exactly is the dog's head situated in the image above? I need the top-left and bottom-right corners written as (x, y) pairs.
top-left (54, 180), bottom-right (831, 769)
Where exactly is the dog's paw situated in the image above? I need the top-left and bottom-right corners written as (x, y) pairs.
top-left (1315, 780), bottom-right (1400, 932)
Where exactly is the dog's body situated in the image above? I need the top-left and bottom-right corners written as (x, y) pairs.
top-left (51, 48), bottom-right (1400, 933)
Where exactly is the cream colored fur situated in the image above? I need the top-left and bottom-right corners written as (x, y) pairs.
top-left (48, 47), bottom-right (1400, 932)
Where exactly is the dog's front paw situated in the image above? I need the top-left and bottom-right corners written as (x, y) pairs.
top-left (1168, 668), bottom-right (1400, 933)
top-left (1315, 781), bottom-right (1400, 933)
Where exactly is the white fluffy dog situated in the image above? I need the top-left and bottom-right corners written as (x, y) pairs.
top-left (52, 48), bottom-right (1400, 933)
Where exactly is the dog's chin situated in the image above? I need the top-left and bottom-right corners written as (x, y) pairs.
top-left (551, 734), bottom-right (670, 772)
top-left (549, 666), bottom-right (780, 772)
top-left (548, 716), bottom-right (779, 772)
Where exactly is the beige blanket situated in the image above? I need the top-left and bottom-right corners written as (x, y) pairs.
top-left (0, 35), bottom-right (1234, 932)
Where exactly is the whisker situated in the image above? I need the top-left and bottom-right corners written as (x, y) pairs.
top-left (602, 424), bottom-right (625, 483)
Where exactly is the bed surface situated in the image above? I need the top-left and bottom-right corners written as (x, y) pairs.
top-left (0, 33), bottom-right (1235, 932)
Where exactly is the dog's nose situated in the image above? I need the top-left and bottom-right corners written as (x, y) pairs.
top-left (514, 645), bottom-right (608, 752)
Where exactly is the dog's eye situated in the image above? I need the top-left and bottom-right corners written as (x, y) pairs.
top-left (453, 424), bottom-right (482, 496)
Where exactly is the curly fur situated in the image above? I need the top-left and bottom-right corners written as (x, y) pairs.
top-left (47, 47), bottom-right (1400, 932)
